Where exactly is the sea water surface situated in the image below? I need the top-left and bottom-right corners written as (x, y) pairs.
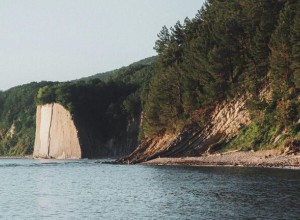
top-left (0, 159), bottom-right (300, 220)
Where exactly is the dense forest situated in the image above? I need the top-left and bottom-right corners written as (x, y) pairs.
top-left (0, 82), bottom-right (55, 155)
top-left (36, 57), bottom-right (156, 144)
top-left (140, 0), bottom-right (300, 150)
top-left (0, 0), bottom-right (299, 156)
top-left (0, 58), bottom-right (155, 156)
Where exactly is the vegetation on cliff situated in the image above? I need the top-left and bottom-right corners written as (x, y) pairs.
top-left (36, 58), bottom-right (156, 147)
top-left (0, 0), bottom-right (299, 156)
top-left (0, 82), bottom-right (54, 155)
top-left (141, 0), bottom-right (300, 151)
top-left (0, 57), bottom-right (156, 156)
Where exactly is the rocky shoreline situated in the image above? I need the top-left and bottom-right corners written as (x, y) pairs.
top-left (143, 149), bottom-right (300, 169)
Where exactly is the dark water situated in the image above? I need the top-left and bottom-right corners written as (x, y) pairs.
top-left (0, 159), bottom-right (300, 219)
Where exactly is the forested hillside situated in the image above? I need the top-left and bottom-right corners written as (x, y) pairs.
top-left (0, 82), bottom-right (54, 155)
top-left (140, 0), bottom-right (299, 151)
top-left (36, 57), bottom-right (156, 143)
top-left (0, 57), bottom-right (156, 156)
top-left (77, 56), bottom-right (157, 82)
top-left (0, 0), bottom-right (299, 156)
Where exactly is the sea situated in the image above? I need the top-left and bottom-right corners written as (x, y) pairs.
top-left (0, 159), bottom-right (299, 220)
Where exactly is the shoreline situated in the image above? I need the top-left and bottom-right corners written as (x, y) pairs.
top-left (142, 149), bottom-right (300, 169)
top-left (1, 150), bottom-right (300, 169)
top-left (0, 156), bottom-right (32, 159)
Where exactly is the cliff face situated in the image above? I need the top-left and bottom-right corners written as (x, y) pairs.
top-left (34, 103), bottom-right (140, 159)
top-left (33, 103), bottom-right (81, 159)
top-left (74, 113), bottom-right (140, 158)
top-left (120, 95), bottom-right (251, 163)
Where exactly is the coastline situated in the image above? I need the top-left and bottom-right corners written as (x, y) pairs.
top-left (143, 149), bottom-right (300, 169)
top-left (0, 156), bottom-right (32, 159)
top-left (1, 150), bottom-right (300, 169)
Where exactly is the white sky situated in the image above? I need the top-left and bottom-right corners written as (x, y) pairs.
top-left (0, 0), bottom-right (205, 90)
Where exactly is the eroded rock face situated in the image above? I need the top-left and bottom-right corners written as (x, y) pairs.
top-left (33, 103), bottom-right (140, 159)
top-left (33, 103), bottom-right (81, 159)
top-left (120, 95), bottom-right (251, 163)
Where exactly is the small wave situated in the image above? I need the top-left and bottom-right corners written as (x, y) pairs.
top-left (0, 159), bottom-right (96, 168)
top-left (0, 163), bottom-right (23, 168)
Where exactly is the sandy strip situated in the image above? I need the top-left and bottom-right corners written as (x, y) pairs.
top-left (143, 150), bottom-right (300, 169)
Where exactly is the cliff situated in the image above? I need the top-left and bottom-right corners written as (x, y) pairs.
top-left (33, 103), bottom-right (140, 159)
top-left (74, 112), bottom-right (140, 158)
top-left (119, 94), bottom-right (252, 163)
top-left (33, 103), bottom-right (81, 159)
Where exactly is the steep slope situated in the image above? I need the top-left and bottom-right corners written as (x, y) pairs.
top-left (35, 59), bottom-right (155, 158)
top-left (34, 103), bottom-right (81, 159)
top-left (33, 103), bottom-right (139, 159)
top-left (72, 110), bottom-right (140, 158)
top-left (117, 0), bottom-right (300, 163)
top-left (0, 56), bottom-right (155, 157)
top-left (120, 94), bottom-right (251, 163)
top-left (2, 1), bottom-right (300, 160)
top-left (0, 82), bottom-right (54, 156)
top-left (33, 103), bottom-right (140, 159)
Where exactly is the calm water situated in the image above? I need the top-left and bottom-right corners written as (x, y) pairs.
top-left (0, 159), bottom-right (300, 219)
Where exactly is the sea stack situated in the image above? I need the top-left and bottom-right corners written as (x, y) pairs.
top-left (33, 102), bottom-right (140, 159)
top-left (33, 103), bottom-right (81, 159)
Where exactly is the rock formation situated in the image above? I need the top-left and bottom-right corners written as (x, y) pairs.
top-left (33, 103), bottom-right (140, 159)
top-left (33, 103), bottom-right (81, 159)
top-left (119, 94), bottom-right (251, 163)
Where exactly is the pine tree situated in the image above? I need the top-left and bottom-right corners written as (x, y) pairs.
top-left (269, 1), bottom-right (296, 100)
top-left (239, 0), bottom-right (283, 99)
top-left (170, 21), bottom-right (184, 47)
top-left (291, 1), bottom-right (300, 89)
top-left (142, 69), bottom-right (172, 136)
top-left (154, 26), bottom-right (170, 56)
top-left (253, 0), bottom-right (282, 78)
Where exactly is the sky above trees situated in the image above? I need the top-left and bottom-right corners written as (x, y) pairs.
top-left (0, 0), bottom-right (205, 90)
